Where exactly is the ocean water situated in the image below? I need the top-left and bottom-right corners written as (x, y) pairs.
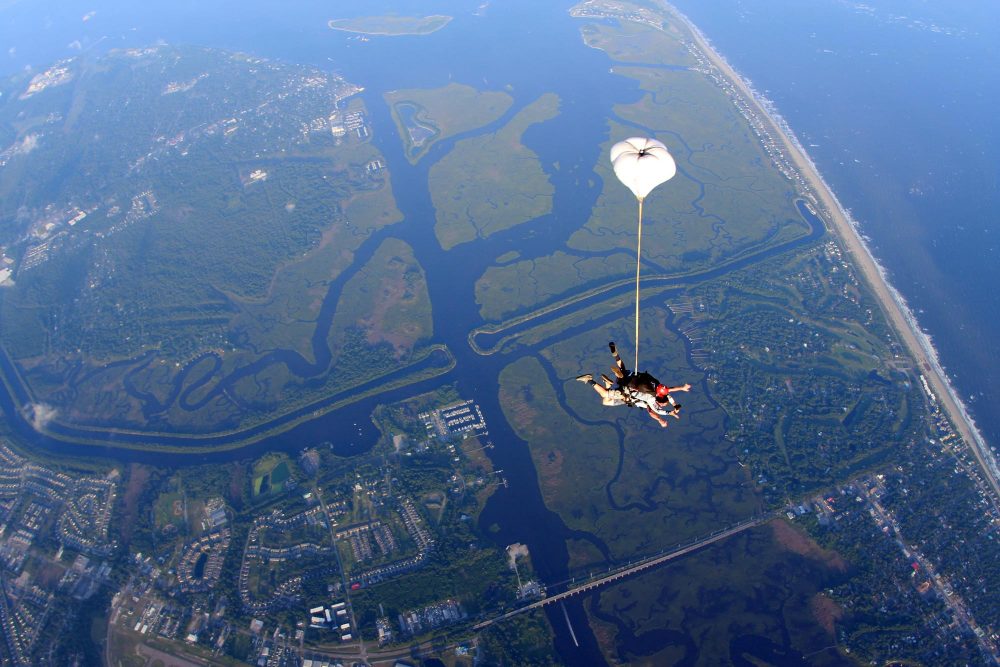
top-left (670, 0), bottom-right (1000, 451)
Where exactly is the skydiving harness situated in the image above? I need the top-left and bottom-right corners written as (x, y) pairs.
top-left (615, 374), bottom-right (662, 413)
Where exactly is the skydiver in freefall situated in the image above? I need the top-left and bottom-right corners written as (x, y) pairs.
top-left (576, 371), bottom-right (672, 428)
top-left (576, 342), bottom-right (691, 427)
top-left (607, 341), bottom-right (691, 417)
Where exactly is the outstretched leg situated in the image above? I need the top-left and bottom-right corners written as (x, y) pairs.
top-left (609, 341), bottom-right (629, 379)
top-left (577, 374), bottom-right (623, 407)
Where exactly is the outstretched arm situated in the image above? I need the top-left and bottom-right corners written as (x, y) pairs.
top-left (645, 407), bottom-right (668, 428)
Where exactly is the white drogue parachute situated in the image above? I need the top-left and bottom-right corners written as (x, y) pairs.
top-left (610, 137), bottom-right (676, 201)
top-left (610, 137), bottom-right (677, 370)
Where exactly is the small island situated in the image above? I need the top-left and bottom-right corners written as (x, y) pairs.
top-left (327, 14), bottom-right (452, 36)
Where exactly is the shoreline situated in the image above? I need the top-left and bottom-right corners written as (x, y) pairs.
top-left (665, 2), bottom-right (1000, 499)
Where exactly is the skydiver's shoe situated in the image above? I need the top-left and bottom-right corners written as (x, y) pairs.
top-left (609, 341), bottom-right (617, 354)
top-left (600, 374), bottom-right (614, 388)
top-left (612, 365), bottom-right (625, 379)
top-left (575, 374), bottom-right (594, 383)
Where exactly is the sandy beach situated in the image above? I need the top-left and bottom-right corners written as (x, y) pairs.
top-left (666, 4), bottom-right (1000, 500)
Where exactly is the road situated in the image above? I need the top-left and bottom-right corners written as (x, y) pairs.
top-left (666, 2), bottom-right (1000, 504)
top-left (473, 515), bottom-right (767, 630)
top-left (316, 484), bottom-right (369, 666)
top-left (861, 485), bottom-right (1000, 664)
top-left (300, 515), bottom-right (767, 664)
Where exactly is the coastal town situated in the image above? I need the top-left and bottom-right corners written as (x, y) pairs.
top-left (786, 464), bottom-right (1000, 665)
top-left (0, 442), bottom-right (117, 665)
top-left (87, 391), bottom-right (520, 666)
top-left (4, 373), bottom-right (989, 667)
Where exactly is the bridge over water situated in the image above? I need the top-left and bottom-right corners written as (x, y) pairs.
top-left (474, 515), bottom-right (769, 630)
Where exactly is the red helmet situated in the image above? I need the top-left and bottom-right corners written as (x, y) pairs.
top-left (655, 384), bottom-right (670, 398)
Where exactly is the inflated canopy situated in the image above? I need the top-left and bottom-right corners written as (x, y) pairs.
top-left (610, 136), bottom-right (678, 371)
top-left (610, 137), bottom-right (676, 201)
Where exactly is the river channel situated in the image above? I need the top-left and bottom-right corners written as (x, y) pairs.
top-left (0, 1), bottom-right (830, 663)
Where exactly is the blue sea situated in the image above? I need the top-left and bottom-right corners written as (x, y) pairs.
top-left (671, 0), bottom-right (1000, 452)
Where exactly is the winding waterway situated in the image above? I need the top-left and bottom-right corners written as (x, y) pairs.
top-left (0, 1), bottom-right (835, 663)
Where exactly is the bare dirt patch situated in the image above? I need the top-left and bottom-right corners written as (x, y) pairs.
top-left (810, 593), bottom-right (844, 636)
top-left (770, 518), bottom-right (847, 572)
top-left (227, 462), bottom-right (247, 510)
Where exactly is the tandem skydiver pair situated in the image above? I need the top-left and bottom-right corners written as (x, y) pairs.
top-left (577, 341), bottom-right (691, 428)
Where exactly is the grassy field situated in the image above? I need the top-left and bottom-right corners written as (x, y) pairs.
top-left (153, 489), bottom-right (185, 534)
top-left (327, 237), bottom-right (433, 361)
top-left (106, 628), bottom-right (148, 667)
top-left (578, 17), bottom-right (698, 67)
top-left (475, 250), bottom-right (634, 323)
top-left (252, 453), bottom-right (291, 497)
top-left (385, 83), bottom-right (513, 163)
top-left (430, 93), bottom-right (559, 250)
top-left (498, 355), bottom-right (620, 547)
top-left (327, 14), bottom-right (452, 36)
top-left (257, 519), bottom-right (329, 550)
top-left (473, 284), bottom-right (674, 356)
